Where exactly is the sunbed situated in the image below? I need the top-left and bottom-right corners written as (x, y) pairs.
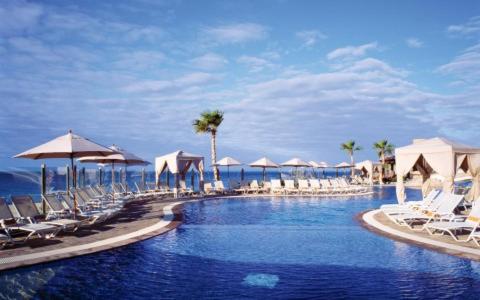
top-left (383, 190), bottom-right (444, 218)
top-left (59, 192), bottom-right (111, 224)
top-left (177, 180), bottom-right (194, 196)
top-left (284, 180), bottom-right (298, 194)
top-left (381, 189), bottom-right (441, 212)
top-left (271, 179), bottom-right (284, 194)
top-left (308, 179), bottom-right (322, 194)
top-left (391, 193), bottom-right (464, 230)
top-left (298, 179), bottom-right (313, 194)
top-left (12, 195), bottom-right (82, 232)
top-left (214, 181), bottom-right (226, 194)
top-left (0, 232), bottom-right (11, 249)
top-left (0, 197), bottom-right (60, 242)
top-left (204, 183), bottom-right (216, 195)
top-left (425, 202), bottom-right (480, 243)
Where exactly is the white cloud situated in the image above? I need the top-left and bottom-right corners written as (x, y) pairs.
top-left (203, 23), bottom-right (267, 44)
top-left (237, 55), bottom-right (273, 72)
top-left (327, 42), bottom-right (378, 60)
top-left (447, 16), bottom-right (480, 37)
top-left (406, 38), bottom-right (423, 48)
top-left (190, 53), bottom-right (228, 70)
top-left (296, 30), bottom-right (327, 47)
top-left (437, 43), bottom-right (480, 84)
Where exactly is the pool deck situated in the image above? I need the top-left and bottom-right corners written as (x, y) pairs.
top-left (360, 209), bottom-right (480, 261)
top-left (0, 196), bottom-right (185, 272)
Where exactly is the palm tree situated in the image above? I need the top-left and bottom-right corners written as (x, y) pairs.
top-left (340, 140), bottom-right (362, 176)
top-left (193, 110), bottom-right (224, 181)
top-left (373, 139), bottom-right (395, 184)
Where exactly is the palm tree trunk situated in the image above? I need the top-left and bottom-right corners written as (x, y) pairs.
top-left (379, 153), bottom-right (385, 185)
top-left (211, 132), bottom-right (219, 181)
top-left (350, 153), bottom-right (354, 177)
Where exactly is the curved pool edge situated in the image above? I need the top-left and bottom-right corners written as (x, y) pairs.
top-left (0, 201), bottom-right (185, 272)
top-left (359, 209), bottom-right (480, 261)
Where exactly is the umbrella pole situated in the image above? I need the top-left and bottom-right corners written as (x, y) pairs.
top-left (41, 163), bottom-right (46, 214)
top-left (70, 156), bottom-right (77, 219)
top-left (228, 166), bottom-right (230, 180)
top-left (112, 162), bottom-right (115, 203)
top-left (263, 167), bottom-right (266, 182)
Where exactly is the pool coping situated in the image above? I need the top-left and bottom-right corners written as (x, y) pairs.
top-left (359, 209), bottom-right (480, 261)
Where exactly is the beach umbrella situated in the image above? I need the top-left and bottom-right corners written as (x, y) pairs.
top-left (281, 158), bottom-right (311, 178)
top-left (249, 157), bottom-right (280, 181)
top-left (214, 156), bottom-right (242, 180)
top-left (14, 130), bottom-right (116, 217)
top-left (78, 145), bottom-right (150, 201)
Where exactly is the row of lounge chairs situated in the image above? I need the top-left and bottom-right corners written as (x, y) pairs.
top-left (0, 183), bottom-right (138, 249)
top-left (202, 178), bottom-right (370, 195)
top-left (380, 190), bottom-right (480, 246)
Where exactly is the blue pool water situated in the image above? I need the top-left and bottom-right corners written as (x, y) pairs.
top-left (1, 187), bottom-right (480, 299)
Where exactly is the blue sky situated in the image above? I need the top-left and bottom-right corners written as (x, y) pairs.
top-left (1, 0), bottom-right (480, 169)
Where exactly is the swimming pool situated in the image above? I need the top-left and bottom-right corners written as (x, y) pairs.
top-left (1, 187), bottom-right (480, 299)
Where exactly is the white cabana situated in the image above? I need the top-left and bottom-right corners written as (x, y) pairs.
top-left (395, 137), bottom-right (480, 204)
top-left (155, 150), bottom-right (204, 196)
top-left (355, 160), bottom-right (375, 185)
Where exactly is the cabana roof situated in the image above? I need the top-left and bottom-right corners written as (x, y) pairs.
top-left (396, 137), bottom-right (480, 155)
top-left (155, 150), bottom-right (204, 175)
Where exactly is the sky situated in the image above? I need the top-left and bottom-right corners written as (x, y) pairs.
top-left (1, 0), bottom-right (480, 169)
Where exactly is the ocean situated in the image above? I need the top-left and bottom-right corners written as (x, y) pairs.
top-left (0, 167), bottom-right (341, 201)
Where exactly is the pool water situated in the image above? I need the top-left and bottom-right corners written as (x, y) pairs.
top-left (1, 187), bottom-right (480, 299)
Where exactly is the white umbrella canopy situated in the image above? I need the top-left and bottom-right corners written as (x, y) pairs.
top-left (281, 158), bottom-right (311, 167)
top-left (249, 157), bottom-right (280, 168)
top-left (249, 157), bottom-right (279, 181)
top-left (308, 161), bottom-right (321, 168)
top-left (14, 130), bottom-right (116, 160)
top-left (213, 156), bottom-right (242, 180)
top-left (214, 156), bottom-right (242, 166)
top-left (14, 130), bottom-right (117, 217)
top-left (78, 145), bottom-right (150, 201)
top-left (77, 145), bottom-right (150, 166)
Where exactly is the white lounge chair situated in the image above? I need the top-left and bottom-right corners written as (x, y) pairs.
top-left (214, 180), bottom-right (226, 194)
top-left (284, 180), bottom-right (298, 194)
top-left (0, 197), bottom-right (60, 242)
top-left (308, 179), bottom-right (322, 194)
top-left (381, 190), bottom-right (441, 212)
top-left (12, 195), bottom-right (82, 233)
top-left (204, 183), bottom-right (216, 195)
top-left (298, 179), bottom-right (312, 194)
top-left (271, 179), bottom-right (284, 195)
top-left (424, 201), bottom-right (480, 244)
top-left (392, 193), bottom-right (464, 230)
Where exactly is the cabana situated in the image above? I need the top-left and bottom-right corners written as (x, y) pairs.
top-left (395, 137), bottom-right (480, 204)
top-left (155, 150), bottom-right (204, 197)
top-left (355, 160), bottom-right (375, 185)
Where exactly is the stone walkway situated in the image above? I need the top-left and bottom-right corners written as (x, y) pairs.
top-left (0, 197), bottom-right (184, 271)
